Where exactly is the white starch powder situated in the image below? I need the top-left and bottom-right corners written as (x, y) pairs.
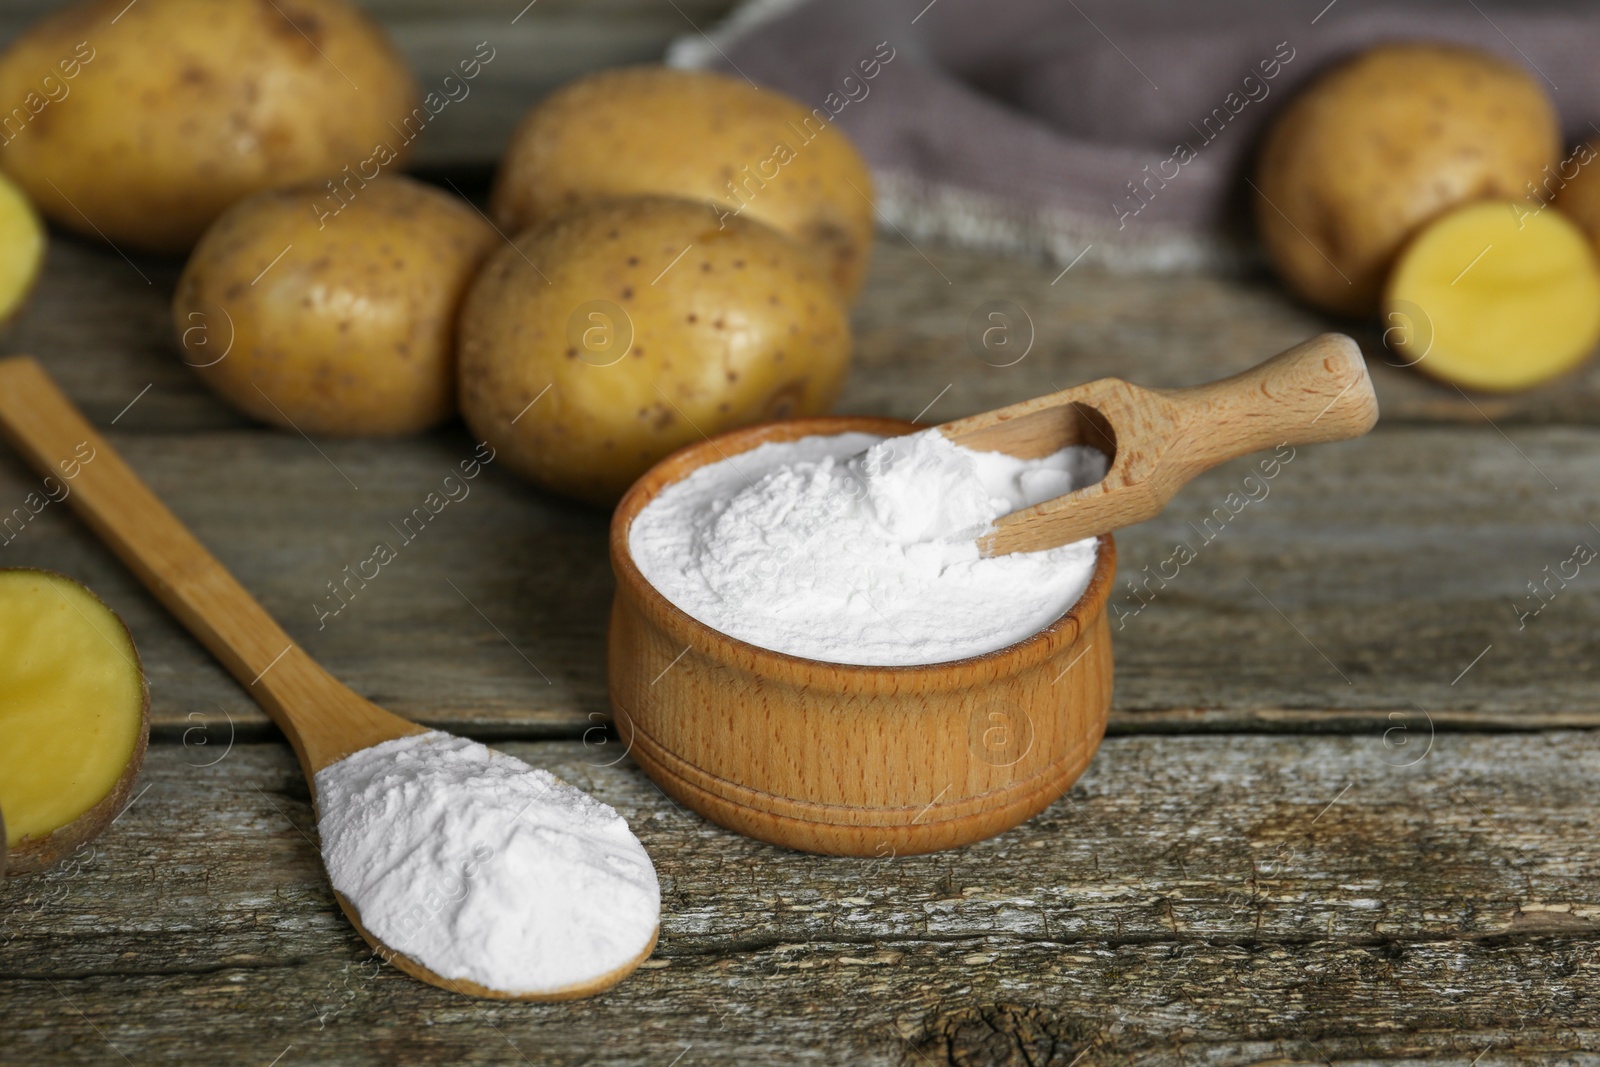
top-left (629, 428), bottom-right (1107, 666)
top-left (316, 731), bottom-right (659, 995)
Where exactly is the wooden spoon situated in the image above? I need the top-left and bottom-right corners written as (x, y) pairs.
top-left (938, 332), bottom-right (1379, 556)
top-left (0, 355), bottom-right (657, 1000)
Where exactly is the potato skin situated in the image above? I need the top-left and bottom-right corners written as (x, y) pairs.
top-left (490, 66), bottom-right (875, 299)
top-left (1254, 44), bottom-right (1558, 316)
top-left (174, 176), bottom-right (496, 436)
top-left (1555, 141), bottom-right (1600, 248)
top-left (459, 197), bottom-right (852, 506)
top-left (0, 0), bottom-right (418, 254)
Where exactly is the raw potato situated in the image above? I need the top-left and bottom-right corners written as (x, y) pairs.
top-left (0, 570), bottom-right (148, 876)
top-left (0, 169), bottom-right (43, 327)
top-left (0, 0), bottom-right (418, 254)
top-left (1255, 43), bottom-right (1558, 316)
top-left (174, 176), bottom-right (497, 436)
top-left (1383, 201), bottom-right (1600, 392)
top-left (459, 197), bottom-right (852, 505)
top-left (1555, 141), bottom-right (1600, 248)
top-left (491, 67), bottom-right (876, 299)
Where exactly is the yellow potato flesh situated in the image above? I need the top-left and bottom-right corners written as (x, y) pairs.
top-left (0, 170), bottom-right (43, 325)
top-left (1385, 201), bottom-right (1600, 392)
top-left (0, 571), bottom-right (144, 847)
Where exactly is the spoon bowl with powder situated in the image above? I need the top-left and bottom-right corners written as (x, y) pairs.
top-left (0, 358), bottom-right (660, 1000)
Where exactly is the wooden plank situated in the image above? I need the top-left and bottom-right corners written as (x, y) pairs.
top-left (2, 239), bottom-right (234, 432)
top-left (842, 240), bottom-right (1600, 428)
top-left (10, 235), bottom-right (1600, 437)
top-left (5, 735), bottom-right (1599, 1064)
top-left (0, 424), bottom-right (610, 737)
top-left (387, 16), bottom-right (718, 166)
top-left (0, 420), bottom-right (1595, 735)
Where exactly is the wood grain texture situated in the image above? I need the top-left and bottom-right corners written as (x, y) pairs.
top-left (609, 417), bottom-right (1115, 856)
top-left (0, 422), bottom-right (610, 736)
top-left (841, 242), bottom-right (1600, 429)
top-left (0, 5), bottom-right (1589, 1051)
top-left (0, 419), bottom-right (1595, 736)
top-left (0, 362), bottom-right (646, 999)
top-left (5, 735), bottom-right (1599, 1064)
top-left (12, 236), bottom-right (1600, 436)
top-left (0, 357), bottom-right (429, 777)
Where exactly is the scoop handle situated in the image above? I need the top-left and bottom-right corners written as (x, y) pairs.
top-left (1158, 333), bottom-right (1379, 465)
top-left (978, 333), bottom-right (1378, 556)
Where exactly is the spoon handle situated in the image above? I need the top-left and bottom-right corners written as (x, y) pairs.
top-left (0, 357), bottom-right (353, 758)
top-left (1155, 332), bottom-right (1379, 469)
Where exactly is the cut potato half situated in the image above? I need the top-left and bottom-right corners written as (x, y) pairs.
top-left (0, 170), bottom-right (44, 328)
top-left (1255, 43), bottom-right (1559, 317)
top-left (0, 570), bottom-right (148, 875)
top-left (1383, 200), bottom-right (1600, 392)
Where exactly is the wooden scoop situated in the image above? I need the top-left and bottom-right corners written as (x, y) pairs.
top-left (939, 333), bottom-right (1379, 556)
top-left (0, 356), bottom-right (656, 1001)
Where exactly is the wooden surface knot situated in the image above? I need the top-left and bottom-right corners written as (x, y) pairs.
top-left (908, 1002), bottom-right (1098, 1067)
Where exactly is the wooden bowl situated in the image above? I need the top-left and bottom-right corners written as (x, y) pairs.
top-left (608, 416), bottom-right (1116, 856)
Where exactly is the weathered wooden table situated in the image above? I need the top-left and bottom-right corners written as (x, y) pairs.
top-left (5, 3), bottom-right (1600, 1065)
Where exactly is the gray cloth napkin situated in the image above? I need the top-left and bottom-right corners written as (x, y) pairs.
top-left (669, 0), bottom-right (1600, 271)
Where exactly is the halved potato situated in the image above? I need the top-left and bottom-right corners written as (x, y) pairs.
top-left (0, 169), bottom-right (44, 328)
top-left (0, 569), bottom-right (148, 875)
top-left (1383, 200), bottom-right (1600, 392)
top-left (1255, 43), bottom-right (1558, 316)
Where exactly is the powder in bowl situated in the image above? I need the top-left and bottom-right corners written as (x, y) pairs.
top-left (628, 428), bottom-right (1107, 666)
top-left (315, 731), bottom-right (659, 996)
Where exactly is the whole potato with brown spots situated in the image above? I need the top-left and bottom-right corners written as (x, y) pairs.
top-left (490, 66), bottom-right (876, 300)
top-left (1254, 43), bottom-right (1558, 316)
top-left (0, 0), bottom-right (418, 254)
top-left (173, 176), bottom-right (496, 436)
top-left (458, 196), bottom-right (852, 506)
